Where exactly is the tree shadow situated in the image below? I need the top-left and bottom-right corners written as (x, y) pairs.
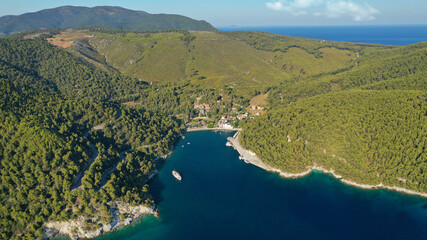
top-left (149, 159), bottom-right (166, 204)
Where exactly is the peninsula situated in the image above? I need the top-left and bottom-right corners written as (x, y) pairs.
top-left (228, 132), bottom-right (427, 198)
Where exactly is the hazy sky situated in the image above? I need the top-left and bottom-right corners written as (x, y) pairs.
top-left (1, 0), bottom-right (426, 27)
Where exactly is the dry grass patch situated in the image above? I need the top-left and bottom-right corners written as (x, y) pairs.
top-left (47, 31), bottom-right (94, 48)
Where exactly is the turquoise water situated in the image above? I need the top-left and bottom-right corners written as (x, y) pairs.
top-left (98, 131), bottom-right (427, 240)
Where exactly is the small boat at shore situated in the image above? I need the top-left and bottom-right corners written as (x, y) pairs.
top-left (239, 156), bottom-right (244, 160)
top-left (226, 142), bottom-right (232, 147)
top-left (172, 170), bottom-right (182, 181)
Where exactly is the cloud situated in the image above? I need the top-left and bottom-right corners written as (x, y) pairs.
top-left (266, 1), bottom-right (287, 11)
top-left (325, 1), bottom-right (380, 21)
top-left (266, 0), bottom-right (323, 16)
top-left (266, 0), bottom-right (380, 21)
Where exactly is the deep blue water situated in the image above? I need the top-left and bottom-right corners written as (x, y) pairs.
top-left (97, 131), bottom-right (427, 240)
top-left (219, 25), bottom-right (427, 46)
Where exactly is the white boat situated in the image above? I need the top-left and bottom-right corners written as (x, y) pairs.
top-left (226, 142), bottom-right (232, 147)
top-left (172, 170), bottom-right (182, 181)
top-left (239, 156), bottom-right (244, 160)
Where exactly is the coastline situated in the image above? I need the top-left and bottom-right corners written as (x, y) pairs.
top-left (187, 126), bottom-right (242, 132)
top-left (43, 130), bottom-right (185, 240)
top-left (44, 202), bottom-right (156, 240)
top-left (227, 132), bottom-right (427, 198)
top-left (43, 150), bottom-right (173, 240)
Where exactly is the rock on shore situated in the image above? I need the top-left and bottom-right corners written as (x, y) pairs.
top-left (44, 201), bottom-right (156, 240)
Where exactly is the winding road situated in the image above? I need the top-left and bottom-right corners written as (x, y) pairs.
top-left (71, 131), bottom-right (99, 190)
top-left (71, 107), bottom-right (122, 191)
top-left (97, 148), bottom-right (134, 191)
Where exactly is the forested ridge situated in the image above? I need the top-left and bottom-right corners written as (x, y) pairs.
top-left (1, 26), bottom-right (427, 239)
top-left (0, 6), bottom-right (216, 36)
top-left (241, 91), bottom-right (426, 192)
top-left (240, 40), bottom-right (427, 193)
top-left (266, 42), bottom-right (427, 106)
top-left (0, 36), bottom-right (183, 239)
top-left (223, 30), bottom-right (393, 55)
top-left (0, 35), bottom-right (146, 101)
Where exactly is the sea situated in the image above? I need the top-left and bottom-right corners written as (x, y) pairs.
top-left (95, 131), bottom-right (427, 240)
top-left (219, 25), bottom-right (427, 46)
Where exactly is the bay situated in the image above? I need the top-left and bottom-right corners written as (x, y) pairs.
top-left (97, 131), bottom-right (427, 240)
top-left (219, 25), bottom-right (427, 45)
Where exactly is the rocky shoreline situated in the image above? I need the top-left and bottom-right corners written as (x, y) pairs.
top-left (44, 201), bottom-right (156, 240)
top-left (43, 148), bottom-right (173, 239)
top-left (227, 133), bottom-right (427, 198)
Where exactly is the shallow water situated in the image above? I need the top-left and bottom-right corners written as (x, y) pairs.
top-left (97, 131), bottom-right (427, 240)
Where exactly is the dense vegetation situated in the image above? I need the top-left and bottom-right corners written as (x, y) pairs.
top-left (240, 39), bottom-right (427, 194)
top-left (0, 36), bottom-right (183, 239)
top-left (223, 30), bottom-right (393, 55)
top-left (1, 23), bottom-right (426, 239)
top-left (0, 6), bottom-right (216, 36)
top-left (0, 35), bottom-right (146, 101)
top-left (241, 91), bottom-right (426, 192)
top-left (266, 42), bottom-right (427, 107)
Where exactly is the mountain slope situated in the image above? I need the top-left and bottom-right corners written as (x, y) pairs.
top-left (267, 41), bottom-right (427, 106)
top-left (74, 30), bottom-right (358, 97)
top-left (0, 35), bottom-right (146, 101)
top-left (240, 40), bottom-right (427, 194)
top-left (0, 35), bottom-right (183, 239)
top-left (241, 90), bottom-right (427, 193)
top-left (0, 6), bottom-right (216, 36)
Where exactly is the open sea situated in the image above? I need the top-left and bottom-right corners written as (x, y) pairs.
top-left (219, 25), bottom-right (427, 46)
top-left (95, 131), bottom-right (427, 240)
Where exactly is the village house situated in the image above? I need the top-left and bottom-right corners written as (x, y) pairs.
top-left (236, 113), bottom-right (248, 120)
top-left (202, 103), bottom-right (211, 112)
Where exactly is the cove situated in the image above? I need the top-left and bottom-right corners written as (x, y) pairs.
top-left (96, 131), bottom-right (427, 240)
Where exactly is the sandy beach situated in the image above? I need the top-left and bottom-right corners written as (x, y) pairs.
top-left (187, 126), bottom-right (242, 132)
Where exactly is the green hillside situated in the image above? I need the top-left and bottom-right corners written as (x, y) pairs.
top-left (1, 25), bottom-right (426, 239)
top-left (0, 35), bottom-right (183, 239)
top-left (241, 90), bottom-right (427, 192)
top-left (82, 29), bottom-right (358, 97)
top-left (267, 42), bottom-right (427, 106)
top-left (0, 35), bottom-right (146, 101)
top-left (239, 39), bottom-right (427, 194)
top-left (0, 6), bottom-right (216, 36)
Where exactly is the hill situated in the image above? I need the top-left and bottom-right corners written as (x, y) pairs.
top-left (240, 90), bottom-right (427, 193)
top-left (239, 40), bottom-right (427, 195)
top-left (0, 35), bottom-right (183, 239)
top-left (0, 6), bottom-right (216, 36)
top-left (266, 41), bottom-right (427, 106)
top-left (45, 29), bottom-right (376, 99)
top-left (0, 34), bottom-right (147, 101)
top-left (1, 26), bottom-right (426, 238)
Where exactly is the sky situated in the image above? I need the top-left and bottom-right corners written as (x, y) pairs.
top-left (0, 0), bottom-right (426, 27)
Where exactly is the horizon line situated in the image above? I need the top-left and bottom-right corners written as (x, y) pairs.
top-left (216, 24), bottom-right (427, 28)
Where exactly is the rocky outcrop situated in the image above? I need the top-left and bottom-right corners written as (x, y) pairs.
top-left (44, 201), bottom-right (156, 240)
